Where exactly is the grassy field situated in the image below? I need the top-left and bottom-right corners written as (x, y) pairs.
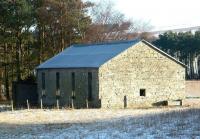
top-left (0, 107), bottom-right (200, 139)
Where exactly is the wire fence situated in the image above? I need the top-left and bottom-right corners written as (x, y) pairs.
top-left (0, 98), bottom-right (95, 112)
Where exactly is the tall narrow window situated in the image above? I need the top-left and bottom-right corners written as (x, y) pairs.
top-left (56, 72), bottom-right (60, 90)
top-left (41, 72), bottom-right (45, 96)
top-left (88, 72), bottom-right (92, 101)
top-left (42, 72), bottom-right (45, 90)
top-left (56, 72), bottom-right (60, 96)
top-left (71, 72), bottom-right (75, 99)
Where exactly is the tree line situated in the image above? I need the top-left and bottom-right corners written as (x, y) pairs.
top-left (1, 0), bottom-right (199, 101)
top-left (0, 0), bottom-right (146, 100)
top-left (0, 0), bottom-right (90, 100)
top-left (153, 31), bottom-right (200, 80)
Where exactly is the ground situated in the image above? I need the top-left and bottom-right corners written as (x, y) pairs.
top-left (0, 107), bottom-right (200, 139)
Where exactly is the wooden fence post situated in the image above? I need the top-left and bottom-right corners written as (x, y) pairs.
top-left (26, 99), bottom-right (29, 110)
top-left (68, 97), bottom-right (70, 108)
top-left (56, 99), bottom-right (59, 110)
top-left (40, 98), bottom-right (43, 109)
top-left (11, 100), bottom-right (14, 111)
top-left (71, 98), bottom-right (74, 109)
top-left (86, 99), bottom-right (88, 109)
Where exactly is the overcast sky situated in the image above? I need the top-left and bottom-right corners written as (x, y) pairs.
top-left (87, 0), bottom-right (200, 31)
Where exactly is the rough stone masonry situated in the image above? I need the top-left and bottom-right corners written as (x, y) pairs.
top-left (99, 41), bottom-right (185, 108)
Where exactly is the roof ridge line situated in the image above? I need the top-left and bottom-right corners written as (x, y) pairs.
top-left (72, 39), bottom-right (140, 47)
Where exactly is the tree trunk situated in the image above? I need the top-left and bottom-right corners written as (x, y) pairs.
top-left (3, 43), bottom-right (10, 100)
top-left (0, 68), bottom-right (2, 100)
top-left (38, 24), bottom-right (45, 64)
top-left (4, 65), bottom-right (9, 100)
top-left (16, 32), bottom-right (21, 81)
top-left (61, 27), bottom-right (65, 51)
top-left (193, 53), bottom-right (199, 79)
top-left (188, 53), bottom-right (192, 79)
top-left (196, 53), bottom-right (200, 79)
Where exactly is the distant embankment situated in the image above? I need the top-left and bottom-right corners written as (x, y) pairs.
top-left (183, 80), bottom-right (200, 106)
top-left (186, 80), bottom-right (200, 98)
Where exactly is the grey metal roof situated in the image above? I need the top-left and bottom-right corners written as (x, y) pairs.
top-left (37, 39), bottom-right (140, 69)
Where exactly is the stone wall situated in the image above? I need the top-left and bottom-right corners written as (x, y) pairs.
top-left (37, 68), bottom-right (100, 108)
top-left (99, 41), bottom-right (186, 108)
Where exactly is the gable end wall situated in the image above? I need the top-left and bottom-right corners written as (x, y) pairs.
top-left (99, 42), bottom-right (185, 108)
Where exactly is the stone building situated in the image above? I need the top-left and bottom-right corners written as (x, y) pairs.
top-left (36, 40), bottom-right (186, 108)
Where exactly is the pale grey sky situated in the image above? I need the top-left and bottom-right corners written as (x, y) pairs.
top-left (86, 0), bottom-right (200, 31)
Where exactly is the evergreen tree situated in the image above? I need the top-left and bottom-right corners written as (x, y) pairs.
top-left (154, 31), bottom-right (200, 79)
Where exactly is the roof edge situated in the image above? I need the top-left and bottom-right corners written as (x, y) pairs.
top-left (141, 39), bottom-right (187, 68)
top-left (36, 67), bottom-right (99, 70)
top-left (72, 39), bottom-right (140, 47)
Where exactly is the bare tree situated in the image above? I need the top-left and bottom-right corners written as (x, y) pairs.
top-left (84, 0), bottom-right (133, 43)
top-left (84, 0), bottom-right (154, 43)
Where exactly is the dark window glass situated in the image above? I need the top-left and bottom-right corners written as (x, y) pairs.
top-left (42, 72), bottom-right (45, 90)
top-left (72, 72), bottom-right (75, 92)
top-left (71, 72), bottom-right (75, 99)
top-left (56, 72), bottom-right (60, 90)
top-left (88, 72), bottom-right (92, 101)
top-left (140, 89), bottom-right (146, 96)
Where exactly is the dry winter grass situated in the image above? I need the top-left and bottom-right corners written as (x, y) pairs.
top-left (0, 107), bottom-right (200, 139)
